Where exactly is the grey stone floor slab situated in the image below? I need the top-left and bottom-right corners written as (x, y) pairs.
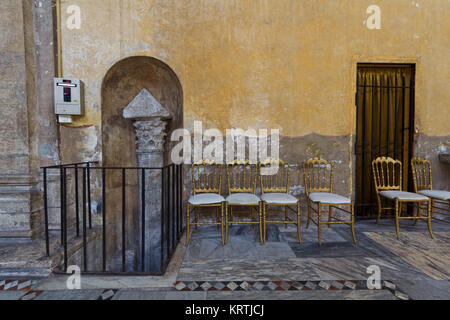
top-left (365, 231), bottom-right (450, 280)
top-left (205, 290), bottom-right (397, 300)
top-left (164, 291), bottom-right (207, 300)
top-left (36, 274), bottom-right (176, 291)
top-left (34, 289), bottom-right (104, 300)
top-left (334, 229), bottom-right (400, 258)
top-left (282, 225), bottom-right (348, 244)
top-left (35, 236), bottom-right (187, 291)
top-left (394, 279), bottom-right (450, 300)
top-left (288, 241), bottom-right (365, 258)
top-left (254, 242), bottom-right (297, 260)
top-left (353, 219), bottom-right (450, 233)
top-left (0, 227), bottom-right (101, 274)
top-left (178, 253), bottom-right (430, 282)
top-left (112, 289), bottom-right (206, 300)
top-left (184, 228), bottom-right (296, 262)
top-left (0, 288), bottom-right (398, 300)
top-left (306, 256), bottom-right (431, 281)
top-left (111, 290), bottom-right (168, 300)
top-left (0, 291), bottom-right (26, 300)
top-left (178, 259), bottom-right (321, 281)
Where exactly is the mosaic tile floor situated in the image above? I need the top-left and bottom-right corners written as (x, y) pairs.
top-left (173, 280), bottom-right (409, 300)
top-left (0, 280), bottom-right (39, 291)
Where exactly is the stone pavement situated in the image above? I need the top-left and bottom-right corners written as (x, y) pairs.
top-left (0, 219), bottom-right (449, 300)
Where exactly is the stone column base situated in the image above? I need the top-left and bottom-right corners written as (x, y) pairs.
top-left (0, 174), bottom-right (42, 239)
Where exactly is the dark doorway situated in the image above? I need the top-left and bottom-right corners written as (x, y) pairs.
top-left (355, 64), bottom-right (415, 216)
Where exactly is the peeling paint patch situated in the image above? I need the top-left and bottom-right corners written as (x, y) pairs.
top-left (39, 143), bottom-right (59, 163)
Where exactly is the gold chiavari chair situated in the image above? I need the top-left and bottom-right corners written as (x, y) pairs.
top-left (225, 160), bottom-right (262, 244)
top-left (303, 158), bottom-right (356, 245)
top-left (411, 157), bottom-right (450, 224)
top-left (372, 157), bottom-right (433, 239)
top-left (186, 160), bottom-right (225, 246)
top-left (259, 159), bottom-right (301, 244)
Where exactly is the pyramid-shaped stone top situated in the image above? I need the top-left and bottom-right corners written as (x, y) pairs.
top-left (123, 88), bottom-right (171, 120)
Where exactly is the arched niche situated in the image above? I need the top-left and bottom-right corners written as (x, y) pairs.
top-left (101, 56), bottom-right (183, 167)
top-left (100, 56), bottom-right (183, 271)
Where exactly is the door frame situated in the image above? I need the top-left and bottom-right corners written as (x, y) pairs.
top-left (349, 55), bottom-right (422, 217)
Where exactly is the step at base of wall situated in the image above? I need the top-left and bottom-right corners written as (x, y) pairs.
top-left (0, 268), bottom-right (51, 279)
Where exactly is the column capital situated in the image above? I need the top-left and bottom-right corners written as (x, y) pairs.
top-left (122, 88), bottom-right (172, 153)
top-left (133, 118), bottom-right (168, 152)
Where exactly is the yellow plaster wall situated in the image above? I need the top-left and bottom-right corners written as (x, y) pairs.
top-left (61, 0), bottom-right (450, 137)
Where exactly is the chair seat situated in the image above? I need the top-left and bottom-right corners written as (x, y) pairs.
top-left (226, 193), bottom-right (260, 205)
top-left (309, 192), bottom-right (351, 204)
top-left (418, 189), bottom-right (450, 201)
top-left (260, 193), bottom-right (298, 204)
top-left (188, 193), bottom-right (225, 205)
top-left (379, 191), bottom-right (428, 201)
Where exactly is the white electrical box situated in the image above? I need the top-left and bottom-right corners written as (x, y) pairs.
top-left (53, 78), bottom-right (84, 115)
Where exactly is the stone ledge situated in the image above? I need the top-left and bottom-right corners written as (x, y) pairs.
top-left (0, 225), bottom-right (101, 278)
top-left (0, 174), bottom-right (40, 186)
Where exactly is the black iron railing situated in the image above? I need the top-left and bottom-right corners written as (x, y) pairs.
top-left (41, 162), bottom-right (183, 275)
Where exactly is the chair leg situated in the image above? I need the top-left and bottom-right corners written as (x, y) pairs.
top-left (221, 203), bottom-right (225, 246)
top-left (259, 202), bottom-right (263, 245)
top-left (285, 205), bottom-right (288, 228)
top-left (297, 201), bottom-right (302, 244)
top-left (225, 204), bottom-right (229, 244)
top-left (306, 200), bottom-right (311, 229)
top-left (216, 207), bottom-right (220, 230)
top-left (395, 199), bottom-right (400, 239)
top-left (351, 202), bottom-right (356, 245)
top-left (328, 205), bottom-right (332, 228)
top-left (251, 207), bottom-right (256, 229)
top-left (376, 196), bottom-right (382, 224)
top-left (413, 202), bottom-right (419, 226)
top-left (186, 202), bottom-right (191, 245)
top-left (431, 199), bottom-right (435, 220)
top-left (318, 203), bottom-right (322, 246)
top-left (427, 200), bottom-right (434, 239)
top-left (194, 207), bottom-right (198, 229)
top-left (263, 202), bottom-right (267, 243)
top-left (230, 206), bottom-right (233, 228)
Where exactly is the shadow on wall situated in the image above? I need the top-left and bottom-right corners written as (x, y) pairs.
top-left (101, 56), bottom-right (183, 271)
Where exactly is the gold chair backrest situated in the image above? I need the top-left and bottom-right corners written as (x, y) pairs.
top-left (226, 160), bottom-right (258, 194)
top-left (302, 157), bottom-right (333, 196)
top-left (259, 159), bottom-right (289, 194)
top-left (372, 157), bottom-right (402, 192)
top-left (411, 157), bottom-right (432, 192)
top-left (191, 160), bottom-right (222, 195)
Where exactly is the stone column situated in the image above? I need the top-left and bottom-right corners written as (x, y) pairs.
top-left (0, 1), bottom-right (60, 239)
top-left (123, 89), bottom-right (171, 272)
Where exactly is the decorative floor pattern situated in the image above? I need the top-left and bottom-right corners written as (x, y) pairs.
top-left (4, 279), bottom-right (409, 300)
top-left (174, 280), bottom-right (410, 300)
top-left (0, 280), bottom-right (39, 291)
top-left (98, 289), bottom-right (119, 300)
top-left (19, 290), bottom-right (43, 300)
